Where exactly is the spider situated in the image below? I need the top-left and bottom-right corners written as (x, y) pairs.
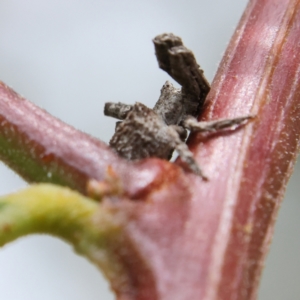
top-left (104, 33), bottom-right (253, 179)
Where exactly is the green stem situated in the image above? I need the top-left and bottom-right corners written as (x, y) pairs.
top-left (0, 184), bottom-right (127, 287)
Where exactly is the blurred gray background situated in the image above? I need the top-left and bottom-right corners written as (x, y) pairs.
top-left (0, 1), bottom-right (299, 299)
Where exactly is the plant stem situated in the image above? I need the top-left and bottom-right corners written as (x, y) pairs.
top-left (0, 0), bottom-right (300, 299)
top-left (0, 183), bottom-right (133, 292)
top-left (0, 81), bottom-right (122, 194)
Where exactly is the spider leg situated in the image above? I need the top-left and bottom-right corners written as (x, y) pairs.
top-left (169, 125), bottom-right (187, 141)
top-left (168, 127), bottom-right (207, 179)
top-left (153, 33), bottom-right (210, 117)
top-left (104, 102), bottom-right (133, 120)
top-left (182, 115), bottom-right (255, 132)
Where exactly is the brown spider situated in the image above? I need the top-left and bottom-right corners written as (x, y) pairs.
top-left (104, 33), bottom-right (253, 179)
